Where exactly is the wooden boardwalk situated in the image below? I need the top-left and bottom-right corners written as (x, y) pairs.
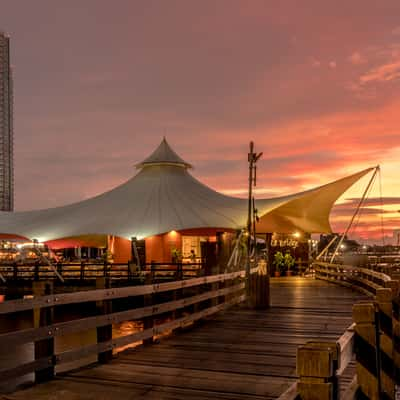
top-left (3, 277), bottom-right (365, 400)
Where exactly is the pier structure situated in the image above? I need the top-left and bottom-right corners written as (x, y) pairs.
top-left (3, 261), bottom-right (400, 399)
top-left (0, 140), bottom-right (391, 399)
top-left (0, 138), bottom-right (373, 268)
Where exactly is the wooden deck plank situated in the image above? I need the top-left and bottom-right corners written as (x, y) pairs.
top-left (3, 277), bottom-right (366, 399)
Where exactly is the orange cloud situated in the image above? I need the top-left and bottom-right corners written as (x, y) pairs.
top-left (360, 60), bottom-right (400, 84)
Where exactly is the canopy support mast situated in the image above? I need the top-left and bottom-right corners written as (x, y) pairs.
top-left (246, 142), bottom-right (262, 296)
top-left (330, 166), bottom-right (379, 263)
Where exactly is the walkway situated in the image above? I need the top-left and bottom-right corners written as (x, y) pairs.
top-left (2, 278), bottom-right (365, 400)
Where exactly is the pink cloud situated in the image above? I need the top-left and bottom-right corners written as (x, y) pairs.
top-left (349, 52), bottom-right (367, 65)
top-left (360, 60), bottom-right (400, 84)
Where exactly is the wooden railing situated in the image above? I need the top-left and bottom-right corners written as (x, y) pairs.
top-left (0, 268), bottom-right (254, 388)
top-left (278, 324), bottom-right (357, 400)
top-left (313, 261), bottom-right (394, 296)
top-left (278, 261), bottom-right (400, 400)
top-left (0, 262), bottom-right (204, 283)
top-left (280, 261), bottom-right (400, 399)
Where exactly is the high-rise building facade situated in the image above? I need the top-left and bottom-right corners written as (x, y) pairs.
top-left (0, 32), bottom-right (13, 211)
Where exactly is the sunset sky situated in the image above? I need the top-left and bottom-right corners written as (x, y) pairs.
top-left (2, 0), bottom-right (400, 244)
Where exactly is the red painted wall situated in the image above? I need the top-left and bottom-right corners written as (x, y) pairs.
top-left (108, 236), bottom-right (131, 263)
top-left (0, 233), bottom-right (29, 241)
top-left (145, 231), bottom-right (182, 263)
top-left (144, 228), bottom-right (235, 263)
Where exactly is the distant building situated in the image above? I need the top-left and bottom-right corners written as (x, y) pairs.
top-left (0, 32), bottom-right (13, 211)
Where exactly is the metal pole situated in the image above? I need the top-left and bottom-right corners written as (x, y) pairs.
top-left (246, 142), bottom-right (254, 297)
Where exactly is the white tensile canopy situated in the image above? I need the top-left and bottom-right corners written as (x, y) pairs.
top-left (0, 139), bottom-right (373, 241)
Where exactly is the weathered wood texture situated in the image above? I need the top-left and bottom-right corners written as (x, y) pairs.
top-left (3, 278), bottom-right (365, 400)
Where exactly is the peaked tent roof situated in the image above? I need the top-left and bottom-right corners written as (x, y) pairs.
top-left (135, 137), bottom-right (192, 169)
top-left (0, 139), bottom-right (373, 241)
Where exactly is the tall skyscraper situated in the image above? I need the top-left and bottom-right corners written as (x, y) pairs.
top-left (0, 32), bottom-right (13, 211)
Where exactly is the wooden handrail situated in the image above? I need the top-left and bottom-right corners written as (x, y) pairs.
top-left (336, 323), bottom-right (355, 376)
top-left (0, 294), bottom-right (246, 383)
top-left (313, 261), bottom-right (393, 296)
top-left (0, 283), bottom-right (245, 349)
top-left (0, 268), bottom-right (252, 314)
top-left (0, 267), bottom-right (256, 386)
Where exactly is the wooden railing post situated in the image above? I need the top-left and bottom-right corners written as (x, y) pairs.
top-left (34, 262), bottom-right (40, 281)
top-left (218, 268), bottom-right (226, 305)
top-left (392, 295), bottom-right (400, 389)
top-left (33, 281), bottom-right (54, 383)
top-left (80, 261), bottom-right (85, 281)
top-left (249, 260), bottom-right (270, 309)
top-left (96, 277), bottom-right (112, 363)
top-left (175, 262), bottom-right (183, 281)
top-left (376, 288), bottom-right (396, 399)
top-left (103, 261), bottom-right (108, 277)
top-left (297, 341), bottom-right (338, 400)
top-left (172, 263), bottom-right (184, 332)
top-left (353, 302), bottom-right (381, 399)
top-left (150, 262), bottom-right (156, 282)
top-left (12, 262), bottom-right (17, 280)
top-left (57, 262), bottom-right (63, 278)
top-left (143, 264), bottom-right (154, 345)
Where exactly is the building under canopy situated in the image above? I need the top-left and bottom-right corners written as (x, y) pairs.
top-left (0, 139), bottom-right (373, 262)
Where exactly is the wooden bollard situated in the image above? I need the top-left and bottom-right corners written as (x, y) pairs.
top-left (33, 281), bottom-right (54, 383)
top-left (297, 342), bottom-right (338, 400)
top-left (376, 288), bottom-right (395, 399)
top-left (249, 260), bottom-right (270, 309)
top-left (143, 269), bottom-right (154, 345)
top-left (392, 296), bottom-right (400, 386)
top-left (353, 302), bottom-right (381, 400)
top-left (96, 277), bottom-right (113, 363)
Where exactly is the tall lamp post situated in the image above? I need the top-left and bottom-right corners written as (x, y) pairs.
top-left (246, 141), bottom-right (263, 297)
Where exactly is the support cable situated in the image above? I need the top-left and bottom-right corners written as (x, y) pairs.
top-left (350, 171), bottom-right (377, 237)
top-left (378, 167), bottom-right (386, 248)
top-left (330, 166), bottom-right (379, 264)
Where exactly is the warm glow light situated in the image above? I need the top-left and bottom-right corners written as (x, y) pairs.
top-left (16, 241), bottom-right (45, 248)
top-left (340, 244), bottom-right (346, 250)
top-left (293, 232), bottom-right (301, 238)
top-left (169, 230), bottom-right (177, 236)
